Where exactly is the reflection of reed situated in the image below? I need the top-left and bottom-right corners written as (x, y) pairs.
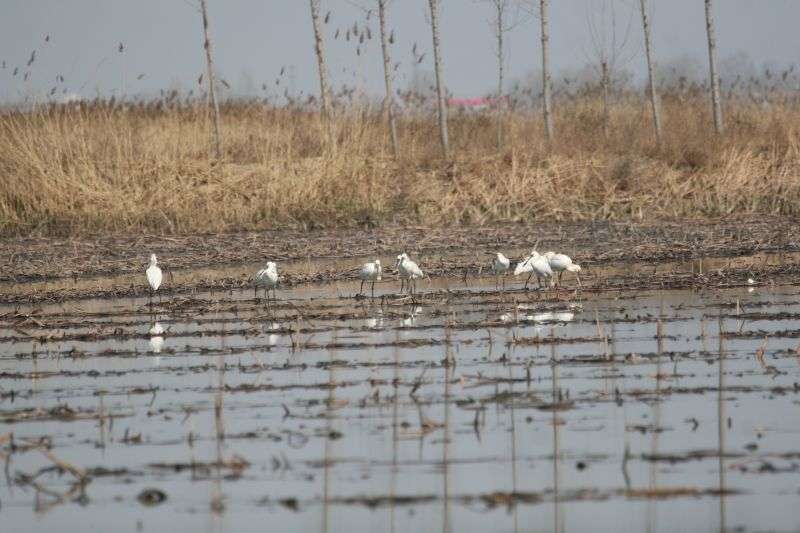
top-left (98, 392), bottom-right (106, 450)
top-left (211, 352), bottom-right (225, 518)
top-left (508, 358), bottom-right (519, 533)
top-left (648, 300), bottom-right (665, 533)
top-left (717, 317), bottom-right (727, 532)
top-left (390, 328), bottom-right (400, 533)
top-left (322, 326), bottom-right (337, 533)
top-left (442, 324), bottom-right (452, 533)
top-left (550, 327), bottom-right (562, 533)
top-left (211, 319), bottom-right (227, 521)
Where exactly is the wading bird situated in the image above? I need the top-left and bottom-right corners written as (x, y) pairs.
top-left (514, 250), bottom-right (553, 291)
top-left (358, 259), bottom-right (382, 297)
top-left (255, 261), bottom-right (279, 305)
top-left (146, 254), bottom-right (162, 304)
top-left (544, 251), bottom-right (582, 288)
top-left (396, 253), bottom-right (423, 295)
top-left (490, 252), bottom-right (510, 289)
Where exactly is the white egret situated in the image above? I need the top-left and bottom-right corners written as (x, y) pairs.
top-left (396, 253), bottom-right (424, 295)
top-left (255, 261), bottom-right (279, 304)
top-left (146, 253), bottom-right (162, 305)
top-left (358, 259), bottom-right (382, 297)
top-left (490, 252), bottom-right (511, 289)
top-left (514, 250), bottom-right (553, 291)
top-left (544, 251), bottom-right (582, 288)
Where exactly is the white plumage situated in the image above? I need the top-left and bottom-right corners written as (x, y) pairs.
top-left (491, 252), bottom-right (510, 290)
top-left (358, 259), bottom-right (382, 297)
top-left (146, 253), bottom-right (162, 292)
top-left (396, 253), bottom-right (423, 294)
top-left (544, 251), bottom-right (582, 287)
top-left (514, 250), bottom-right (553, 289)
top-left (513, 249), bottom-right (536, 276)
top-left (492, 252), bottom-right (510, 275)
top-left (255, 261), bottom-right (279, 301)
top-left (359, 259), bottom-right (382, 281)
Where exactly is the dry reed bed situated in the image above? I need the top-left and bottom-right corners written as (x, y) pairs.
top-left (1, 96), bottom-right (799, 236)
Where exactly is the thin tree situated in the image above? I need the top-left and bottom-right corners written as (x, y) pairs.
top-left (428, 0), bottom-right (450, 158)
top-left (483, 0), bottom-right (519, 149)
top-left (199, 0), bottom-right (222, 158)
top-left (309, 0), bottom-right (332, 117)
top-left (639, 0), bottom-right (662, 145)
top-left (378, 0), bottom-right (400, 157)
top-left (539, 0), bottom-right (554, 143)
top-left (704, 0), bottom-right (724, 133)
top-left (585, 0), bottom-right (636, 137)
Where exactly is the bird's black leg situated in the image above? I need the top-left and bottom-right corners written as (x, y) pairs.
top-left (360, 279), bottom-right (365, 295)
top-left (371, 281), bottom-right (375, 298)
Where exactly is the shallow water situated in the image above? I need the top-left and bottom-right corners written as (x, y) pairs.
top-left (1, 273), bottom-right (800, 532)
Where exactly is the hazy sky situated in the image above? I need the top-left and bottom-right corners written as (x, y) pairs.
top-left (1, 1), bottom-right (798, 103)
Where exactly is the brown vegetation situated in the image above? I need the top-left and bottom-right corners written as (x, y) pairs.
top-left (0, 93), bottom-right (798, 236)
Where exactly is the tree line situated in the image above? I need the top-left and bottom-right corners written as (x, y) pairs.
top-left (196, 0), bottom-right (730, 159)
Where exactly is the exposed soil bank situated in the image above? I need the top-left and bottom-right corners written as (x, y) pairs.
top-left (1, 216), bottom-right (797, 303)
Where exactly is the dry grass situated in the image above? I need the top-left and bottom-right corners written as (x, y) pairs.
top-left (1, 94), bottom-right (799, 236)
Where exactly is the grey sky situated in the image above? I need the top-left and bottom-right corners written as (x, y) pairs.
top-left (1, 1), bottom-right (798, 103)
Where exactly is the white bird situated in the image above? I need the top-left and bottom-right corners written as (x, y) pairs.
top-left (358, 259), bottom-right (382, 297)
top-left (490, 252), bottom-right (511, 290)
top-left (544, 251), bottom-right (582, 288)
top-left (513, 250), bottom-right (535, 277)
top-left (514, 250), bottom-right (553, 291)
top-left (146, 253), bottom-right (162, 303)
top-left (396, 253), bottom-right (424, 295)
top-left (255, 261), bottom-right (279, 304)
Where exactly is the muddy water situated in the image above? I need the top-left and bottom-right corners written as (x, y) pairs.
top-left (1, 272), bottom-right (800, 532)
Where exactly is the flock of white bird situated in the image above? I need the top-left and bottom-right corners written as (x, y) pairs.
top-left (144, 249), bottom-right (581, 300)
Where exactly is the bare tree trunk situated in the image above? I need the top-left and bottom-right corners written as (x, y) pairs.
top-left (704, 0), bottom-right (724, 134)
top-left (601, 60), bottom-right (610, 138)
top-left (378, 0), bottom-right (399, 157)
top-left (428, 0), bottom-right (450, 159)
top-left (200, 0), bottom-right (222, 158)
top-left (309, 0), bottom-right (331, 117)
top-left (496, 2), bottom-right (505, 150)
top-left (639, 0), bottom-right (662, 145)
top-left (539, 0), bottom-right (554, 143)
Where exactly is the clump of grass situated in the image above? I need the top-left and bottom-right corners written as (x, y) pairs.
top-left (1, 94), bottom-right (799, 236)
